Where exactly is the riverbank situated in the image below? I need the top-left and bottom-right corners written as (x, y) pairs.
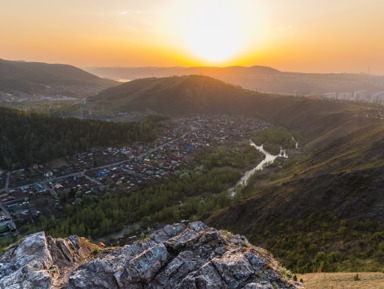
top-left (229, 140), bottom-right (288, 197)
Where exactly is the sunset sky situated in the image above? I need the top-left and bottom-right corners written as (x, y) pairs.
top-left (1, 0), bottom-right (384, 74)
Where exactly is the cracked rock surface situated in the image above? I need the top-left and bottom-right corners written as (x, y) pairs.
top-left (0, 222), bottom-right (304, 288)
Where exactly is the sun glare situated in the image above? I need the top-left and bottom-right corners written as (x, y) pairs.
top-left (167, 1), bottom-right (260, 65)
top-left (185, 7), bottom-right (242, 64)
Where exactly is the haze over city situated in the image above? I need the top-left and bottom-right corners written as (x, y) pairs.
top-left (2, 0), bottom-right (384, 74)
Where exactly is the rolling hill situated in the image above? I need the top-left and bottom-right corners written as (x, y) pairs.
top-left (90, 75), bottom-right (376, 148)
top-left (89, 75), bottom-right (257, 115)
top-left (0, 59), bottom-right (117, 98)
top-left (87, 65), bottom-right (384, 104)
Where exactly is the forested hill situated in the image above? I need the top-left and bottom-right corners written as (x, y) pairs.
top-left (0, 58), bottom-right (116, 96)
top-left (89, 74), bottom-right (375, 149)
top-left (89, 75), bottom-right (257, 115)
top-left (0, 107), bottom-right (158, 169)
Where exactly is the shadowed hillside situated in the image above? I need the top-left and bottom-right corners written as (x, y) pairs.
top-left (91, 74), bottom-right (379, 149)
top-left (0, 59), bottom-right (117, 97)
top-left (90, 75), bottom-right (256, 115)
top-left (87, 66), bottom-right (384, 103)
top-left (204, 97), bottom-right (384, 272)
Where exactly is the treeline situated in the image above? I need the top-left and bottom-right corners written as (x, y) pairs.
top-left (0, 106), bottom-right (160, 169)
top-left (39, 167), bottom-right (240, 238)
top-left (252, 126), bottom-right (296, 155)
top-left (202, 145), bottom-right (263, 170)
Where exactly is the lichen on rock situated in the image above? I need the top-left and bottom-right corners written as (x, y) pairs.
top-left (0, 222), bottom-right (304, 289)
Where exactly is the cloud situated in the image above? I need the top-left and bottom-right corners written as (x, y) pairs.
top-left (120, 11), bottom-right (128, 15)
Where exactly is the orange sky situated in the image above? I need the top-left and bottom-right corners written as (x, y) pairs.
top-left (1, 0), bottom-right (384, 74)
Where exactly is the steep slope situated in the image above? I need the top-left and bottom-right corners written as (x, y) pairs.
top-left (246, 93), bottom-right (380, 149)
top-left (204, 102), bottom-right (384, 272)
top-left (0, 59), bottom-right (116, 97)
top-left (0, 222), bottom-right (302, 289)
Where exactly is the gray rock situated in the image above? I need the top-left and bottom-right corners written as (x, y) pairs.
top-left (194, 262), bottom-right (227, 289)
top-left (0, 232), bottom-right (93, 289)
top-left (151, 223), bottom-right (186, 243)
top-left (66, 259), bottom-right (119, 289)
top-left (189, 221), bottom-right (208, 232)
top-left (0, 264), bottom-right (52, 289)
top-left (244, 282), bottom-right (275, 289)
top-left (0, 232), bottom-right (53, 289)
top-left (155, 250), bottom-right (198, 287)
top-left (211, 251), bottom-right (255, 287)
top-left (116, 243), bottom-right (169, 286)
top-left (0, 222), bottom-right (303, 289)
top-left (165, 228), bottom-right (203, 250)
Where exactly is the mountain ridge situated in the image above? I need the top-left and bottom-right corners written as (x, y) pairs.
top-left (86, 65), bottom-right (384, 103)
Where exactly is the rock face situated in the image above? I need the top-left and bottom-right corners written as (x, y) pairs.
top-left (0, 222), bottom-right (304, 289)
top-left (0, 232), bottom-right (95, 289)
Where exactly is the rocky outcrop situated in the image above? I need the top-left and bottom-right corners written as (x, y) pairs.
top-left (0, 232), bottom-right (95, 289)
top-left (0, 222), bottom-right (304, 288)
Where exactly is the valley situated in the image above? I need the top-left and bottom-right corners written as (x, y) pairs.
top-left (0, 113), bottom-right (280, 246)
top-left (2, 63), bottom-right (384, 287)
top-left (3, 1), bottom-right (384, 287)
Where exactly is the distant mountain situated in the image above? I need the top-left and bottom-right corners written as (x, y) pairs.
top-left (89, 75), bottom-right (259, 115)
top-left (0, 59), bottom-right (117, 97)
top-left (86, 65), bottom-right (280, 82)
top-left (87, 65), bottom-right (384, 104)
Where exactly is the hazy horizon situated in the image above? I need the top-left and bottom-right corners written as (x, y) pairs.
top-left (2, 0), bottom-right (384, 74)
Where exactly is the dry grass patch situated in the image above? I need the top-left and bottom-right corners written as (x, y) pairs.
top-left (48, 158), bottom-right (68, 169)
top-left (297, 272), bottom-right (384, 289)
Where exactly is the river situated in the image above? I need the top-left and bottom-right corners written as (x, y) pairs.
top-left (229, 140), bottom-right (288, 197)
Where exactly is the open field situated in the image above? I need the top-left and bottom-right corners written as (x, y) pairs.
top-left (48, 158), bottom-right (69, 169)
top-left (297, 272), bottom-right (384, 289)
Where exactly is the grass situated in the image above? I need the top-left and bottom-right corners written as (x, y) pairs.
top-left (48, 158), bottom-right (69, 169)
top-left (297, 272), bottom-right (384, 289)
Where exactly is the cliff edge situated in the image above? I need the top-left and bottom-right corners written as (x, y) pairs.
top-left (0, 222), bottom-right (303, 289)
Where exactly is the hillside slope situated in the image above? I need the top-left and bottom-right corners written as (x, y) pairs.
top-left (90, 75), bottom-right (256, 115)
top-left (0, 59), bottom-right (116, 97)
top-left (91, 74), bottom-right (379, 149)
top-left (204, 98), bottom-right (384, 272)
top-left (86, 65), bottom-right (384, 99)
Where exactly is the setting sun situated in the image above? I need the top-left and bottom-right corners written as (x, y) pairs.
top-left (164, 0), bottom-right (262, 66)
top-left (1, 0), bottom-right (384, 73)
top-left (183, 6), bottom-right (242, 63)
